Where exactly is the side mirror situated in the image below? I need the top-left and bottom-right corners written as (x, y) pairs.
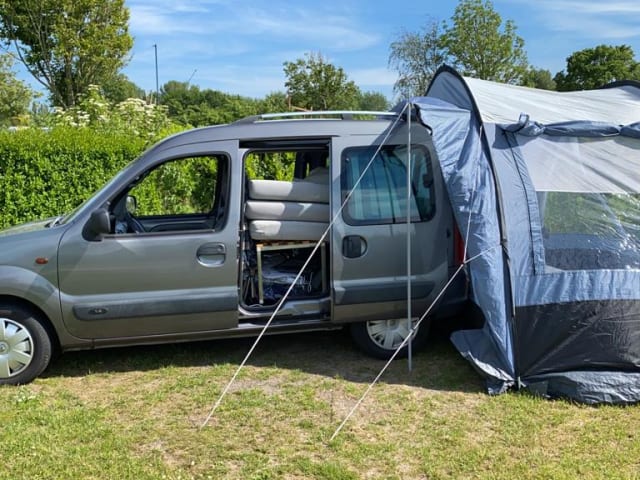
top-left (126, 195), bottom-right (137, 214)
top-left (83, 208), bottom-right (111, 241)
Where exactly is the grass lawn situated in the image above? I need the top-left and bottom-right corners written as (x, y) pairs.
top-left (1, 328), bottom-right (639, 479)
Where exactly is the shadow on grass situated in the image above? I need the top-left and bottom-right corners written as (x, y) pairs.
top-left (44, 322), bottom-right (484, 394)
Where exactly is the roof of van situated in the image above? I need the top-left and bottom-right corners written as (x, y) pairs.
top-left (151, 111), bottom-right (407, 152)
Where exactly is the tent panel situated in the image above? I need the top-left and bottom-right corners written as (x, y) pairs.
top-left (515, 299), bottom-right (640, 378)
top-left (525, 370), bottom-right (640, 404)
top-left (450, 329), bottom-right (514, 393)
top-left (414, 97), bottom-right (515, 383)
top-left (517, 134), bottom-right (640, 194)
top-left (464, 77), bottom-right (640, 125)
top-left (504, 129), bottom-right (640, 303)
top-left (425, 67), bottom-right (640, 403)
top-left (487, 125), bottom-right (544, 277)
top-left (517, 269), bottom-right (640, 306)
top-left (424, 70), bottom-right (475, 112)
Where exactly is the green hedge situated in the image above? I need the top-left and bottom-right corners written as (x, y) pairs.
top-left (0, 127), bottom-right (148, 229)
top-left (0, 127), bottom-right (296, 230)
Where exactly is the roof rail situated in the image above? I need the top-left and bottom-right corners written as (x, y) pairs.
top-left (234, 110), bottom-right (400, 124)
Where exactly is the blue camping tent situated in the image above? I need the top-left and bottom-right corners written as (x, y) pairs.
top-left (413, 66), bottom-right (640, 403)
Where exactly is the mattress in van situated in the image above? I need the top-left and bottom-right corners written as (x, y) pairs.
top-left (248, 179), bottom-right (329, 203)
top-left (245, 200), bottom-right (329, 222)
top-left (249, 220), bottom-right (328, 241)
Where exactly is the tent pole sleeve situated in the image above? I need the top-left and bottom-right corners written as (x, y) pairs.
top-left (504, 131), bottom-right (546, 275)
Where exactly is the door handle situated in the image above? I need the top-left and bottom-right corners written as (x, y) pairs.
top-left (197, 243), bottom-right (225, 256)
top-left (343, 235), bottom-right (367, 258)
top-left (197, 243), bottom-right (226, 266)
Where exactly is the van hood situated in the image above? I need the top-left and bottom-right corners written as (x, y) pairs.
top-left (0, 217), bottom-right (59, 237)
top-left (0, 217), bottom-right (65, 268)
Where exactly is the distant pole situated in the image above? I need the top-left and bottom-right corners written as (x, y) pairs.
top-left (187, 69), bottom-right (197, 85)
top-left (154, 44), bottom-right (159, 104)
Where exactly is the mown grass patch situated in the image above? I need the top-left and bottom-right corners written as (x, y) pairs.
top-left (1, 330), bottom-right (639, 479)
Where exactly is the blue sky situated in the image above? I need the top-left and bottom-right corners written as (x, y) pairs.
top-left (16, 0), bottom-right (640, 102)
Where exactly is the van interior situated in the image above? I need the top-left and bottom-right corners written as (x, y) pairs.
top-left (239, 141), bottom-right (332, 315)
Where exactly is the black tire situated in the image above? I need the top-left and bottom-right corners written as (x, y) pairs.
top-left (349, 318), bottom-right (429, 360)
top-left (0, 304), bottom-right (52, 386)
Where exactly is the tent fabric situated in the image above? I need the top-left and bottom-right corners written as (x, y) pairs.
top-left (526, 370), bottom-right (640, 405)
top-left (452, 75), bottom-right (640, 125)
top-left (414, 66), bottom-right (640, 403)
top-left (413, 98), bottom-right (515, 384)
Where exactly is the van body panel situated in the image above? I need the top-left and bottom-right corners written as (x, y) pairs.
top-left (0, 115), bottom-right (466, 358)
top-left (57, 140), bottom-right (241, 339)
top-left (330, 125), bottom-right (454, 323)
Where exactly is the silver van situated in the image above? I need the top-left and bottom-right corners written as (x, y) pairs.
top-left (0, 111), bottom-right (466, 385)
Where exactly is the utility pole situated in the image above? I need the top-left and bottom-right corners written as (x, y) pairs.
top-left (186, 69), bottom-right (197, 85)
top-left (154, 44), bottom-right (159, 104)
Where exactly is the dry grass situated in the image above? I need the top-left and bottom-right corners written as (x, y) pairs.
top-left (1, 329), bottom-right (639, 479)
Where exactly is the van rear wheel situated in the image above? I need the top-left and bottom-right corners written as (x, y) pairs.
top-left (0, 304), bottom-right (52, 385)
top-left (349, 318), bottom-right (429, 360)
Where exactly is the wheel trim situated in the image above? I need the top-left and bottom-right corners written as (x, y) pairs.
top-left (366, 319), bottom-right (412, 351)
top-left (0, 318), bottom-right (34, 379)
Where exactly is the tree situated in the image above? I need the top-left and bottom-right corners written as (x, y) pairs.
top-left (160, 80), bottom-right (263, 127)
top-left (101, 73), bottom-right (145, 103)
top-left (554, 45), bottom-right (640, 91)
top-left (0, 0), bottom-right (133, 108)
top-left (258, 91), bottom-right (289, 114)
top-left (520, 68), bottom-right (556, 90)
top-left (388, 21), bottom-right (449, 99)
top-left (283, 52), bottom-right (360, 111)
top-left (442, 0), bottom-right (528, 83)
top-left (0, 53), bottom-right (33, 125)
top-left (358, 91), bottom-right (389, 111)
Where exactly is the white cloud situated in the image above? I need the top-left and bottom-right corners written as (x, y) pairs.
top-left (536, 1), bottom-right (640, 15)
top-left (349, 67), bottom-right (398, 88)
top-left (238, 6), bottom-right (380, 51)
top-left (502, 0), bottom-right (640, 39)
top-left (128, 4), bottom-right (208, 35)
top-left (127, 1), bottom-right (380, 51)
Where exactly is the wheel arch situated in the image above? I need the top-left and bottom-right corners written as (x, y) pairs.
top-left (0, 294), bottom-right (61, 355)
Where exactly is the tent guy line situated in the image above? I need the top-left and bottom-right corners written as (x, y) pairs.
top-left (200, 104), bottom-right (410, 429)
top-left (330, 126), bottom-right (490, 440)
top-left (202, 63), bottom-right (640, 435)
top-left (329, 244), bottom-right (499, 442)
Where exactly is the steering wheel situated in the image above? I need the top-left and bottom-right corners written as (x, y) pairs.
top-left (124, 211), bottom-right (145, 233)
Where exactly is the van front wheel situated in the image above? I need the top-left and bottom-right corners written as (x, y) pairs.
top-left (0, 305), bottom-right (52, 385)
top-left (349, 318), bottom-right (429, 360)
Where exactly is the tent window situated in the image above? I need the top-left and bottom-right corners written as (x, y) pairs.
top-left (517, 134), bottom-right (640, 272)
top-left (539, 192), bottom-right (640, 271)
top-left (341, 144), bottom-right (435, 226)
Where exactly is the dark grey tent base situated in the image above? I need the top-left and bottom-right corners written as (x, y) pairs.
top-left (525, 370), bottom-right (640, 404)
top-left (515, 300), bottom-right (640, 379)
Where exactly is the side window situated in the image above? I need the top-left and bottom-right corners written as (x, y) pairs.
top-left (113, 155), bottom-right (228, 234)
top-left (341, 144), bottom-right (435, 225)
top-left (131, 156), bottom-right (219, 215)
top-left (540, 192), bottom-right (640, 270)
top-left (244, 149), bottom-right (329, 181)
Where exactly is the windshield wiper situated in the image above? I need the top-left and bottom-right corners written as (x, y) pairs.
top-left (47, 216), bottom-right (63, 228)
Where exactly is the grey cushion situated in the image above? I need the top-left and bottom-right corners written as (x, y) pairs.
top-left (303, 167), bottom-right (330, 184)
top-left (248, 179), bottom-right (329, 203)
top-left (245, 200), bottom-right (329, 222)
top-left (249, 220), bottom-right (328, 241)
